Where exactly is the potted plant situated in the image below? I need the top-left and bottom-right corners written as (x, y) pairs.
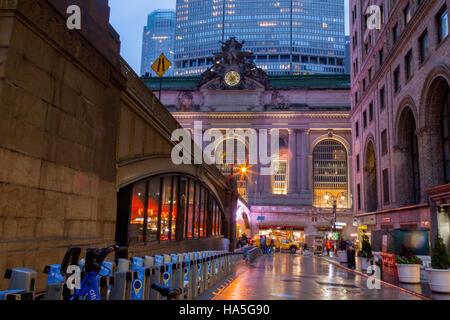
top-left (426, 235), bottom-right (450, 293)
top-left (358, 234), bottom-right (373, 271)
top-left (395, 245), bottom-right (423, 284)
top-left (337, 240), bottom-right (348, 264)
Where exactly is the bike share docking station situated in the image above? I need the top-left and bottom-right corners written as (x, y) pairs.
top-left (0, 268), bottom-right (37, 300)
top-left (0, 247), bottom-right (245, 300)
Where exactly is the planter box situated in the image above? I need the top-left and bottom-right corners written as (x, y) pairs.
top-left (426, 268), bottom-right (450, 293)
top-left (397, 264), bottom-right (421, 284)
top-left (337, 250), bottom-right (347, 263)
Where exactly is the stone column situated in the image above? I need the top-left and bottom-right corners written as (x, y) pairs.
top-left (300, 130), bottom-right (310, 192)
top-left (296, 130), bottom-right (303, 192)
top-left (263, 129), bottom-right (272, 193)
top-left (288, 129), bottom-right (297, 194)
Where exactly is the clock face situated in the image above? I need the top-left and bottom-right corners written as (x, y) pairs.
top-left (224, 70), bottom-right (241, 87)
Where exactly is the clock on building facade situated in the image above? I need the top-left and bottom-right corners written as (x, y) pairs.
top-left (224, 70), bottom-right (241, 87)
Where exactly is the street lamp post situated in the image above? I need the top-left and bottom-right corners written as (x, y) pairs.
top-left (324, 192), bottom-right (346, 254)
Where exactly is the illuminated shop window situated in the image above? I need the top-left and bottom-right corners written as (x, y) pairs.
top-left (122, 174), bottom-right (224, 245)
top-left (129, 182), bottom-right (146, 243)
top-left (313, 139), bottom-right (349, 209)
top-left (146, 178), bottom-right (160, 242)
top-left (160, 176), bottom-right (172, 241)
top-left (186, 179), bottom-right (195, 238)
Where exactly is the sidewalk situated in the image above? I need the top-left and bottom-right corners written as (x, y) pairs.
top-left (318, 254), bottom-right (450, 300)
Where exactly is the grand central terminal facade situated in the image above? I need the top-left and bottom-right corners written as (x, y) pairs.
top-left (144, 38), bottom-right (356, 246)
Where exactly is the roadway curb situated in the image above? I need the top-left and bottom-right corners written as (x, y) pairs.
top-left (315, 255), bottom-right (432, 300)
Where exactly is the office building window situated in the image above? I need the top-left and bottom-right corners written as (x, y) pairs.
top-left (369, 103), bottom-right (374, 122)
top-left (437, 7), bottom-right (448, 43)
top-left (394, 67), bottom-right (401, 92)
top-left (381, 129), bottom-right (388, 156)
top-left (380, 87), bottom-right (386, 109)
top-left (393, 24), bottom-right (399, 44)
top-left (419, 31), bottom-right (429, 63)
top-left (405, 50), bottom-right (413, 80)
top-left (404, 4), bottom-right (411, 25)
top-left (357, 183), bottom-right (361, 210)
top-left (383, 169), bottom-right (390, 204)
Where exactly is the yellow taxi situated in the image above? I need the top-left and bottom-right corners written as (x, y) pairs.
top-left (253, 235), bottom-right (300, 254)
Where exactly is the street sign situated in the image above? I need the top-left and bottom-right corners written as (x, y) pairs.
top-left (332, 233), bottom-right (339, 241)
top-left (151, 53), bottom-right (172, 78)
top-left (257, 216), bottom-right (265, 221)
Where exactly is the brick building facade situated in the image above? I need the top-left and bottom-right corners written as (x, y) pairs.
top-left (350, 0), bottom-right (450, 251)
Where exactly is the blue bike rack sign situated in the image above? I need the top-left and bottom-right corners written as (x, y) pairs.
top-left (46, 264), bottom-right (65, 284)
top-left (154, 255), bottom-right (163, 266)
top-left (183, 253), bottom-right (190, 287)
top-left (162, 264), bottom-right (172, 286)
top-left (131, 257), bottom-right (145, 300)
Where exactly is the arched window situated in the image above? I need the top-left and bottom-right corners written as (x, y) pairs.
top-left (215, 137), bottom-right (249, 202)
top-left (116, 173), bottom-right (225, 246)
top-left (365, 141), bottom-right (378, 212)
top-left (396, 107), bottom-right (420, 205)
top-left (442, 90), bottom-right (450, 183)
top-left (313, 139), bottom-right (349, 209)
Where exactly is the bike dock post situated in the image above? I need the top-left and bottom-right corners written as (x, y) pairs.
top-left (110, 258), bottom-right (134, 300)
top-left (143, 256), bottom-right (154, 300)
top-left (199, 253), bottom-right (207, 295)
top-left (98, 261), bottom-right (115, 300)
top-left (130, 257), bottom-right (145, 300)
top-left (172, 254), bottom-right (184, 300)
top-left (213, 252), bottom-right (220, 285)
top-left (205, 253), bottom-right (212, 290)
top-left (150, 255), bottom-right (164, 300)
top-left (162, 254), bottom-right (173, 290)
top-left (190, 252), bottom-right (199, 299)
top-left (4, 268), bottom-right (37, 300)
top-left (181, 253), bottom-right (191, 300)
top-left (43, 264), bottom-right (65, 300)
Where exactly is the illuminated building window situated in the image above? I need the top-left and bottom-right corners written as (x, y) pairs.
top-left (313, 139), bottom-right (349, 209)
top-left (215, 137), bottom-right (249, 202)
top-left (272, 160), bottom-right (287, 195)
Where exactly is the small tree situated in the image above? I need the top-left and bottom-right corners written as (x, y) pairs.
top-left (358, 234), bottom-right (373, 258)
top-left (431, 234), bottom-right (450, 269)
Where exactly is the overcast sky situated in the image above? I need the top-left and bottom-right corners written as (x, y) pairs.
top-left (109, 0), bottom-right (350, 74)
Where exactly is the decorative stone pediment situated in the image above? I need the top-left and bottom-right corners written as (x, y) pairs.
top-left (198, 37), bottom-right (270, 90)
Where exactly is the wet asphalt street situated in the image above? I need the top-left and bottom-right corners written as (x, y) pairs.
top-left (213, 253), bottom-right (423, 300)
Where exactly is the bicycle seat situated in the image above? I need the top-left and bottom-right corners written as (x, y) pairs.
top-left (150, 283), bottom-right (182, 300)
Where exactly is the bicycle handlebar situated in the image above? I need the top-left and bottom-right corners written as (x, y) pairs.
top-left (60, 244), bottom-right (126, 276)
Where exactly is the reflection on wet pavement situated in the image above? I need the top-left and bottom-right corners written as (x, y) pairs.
top-left (214, 253), bottom-right (422, 300)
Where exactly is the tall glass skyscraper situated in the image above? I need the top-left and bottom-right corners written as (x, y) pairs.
top-left (141, 10), bottom-right (176, 76)
top-left (174, 0), bottom-right (346, 76)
